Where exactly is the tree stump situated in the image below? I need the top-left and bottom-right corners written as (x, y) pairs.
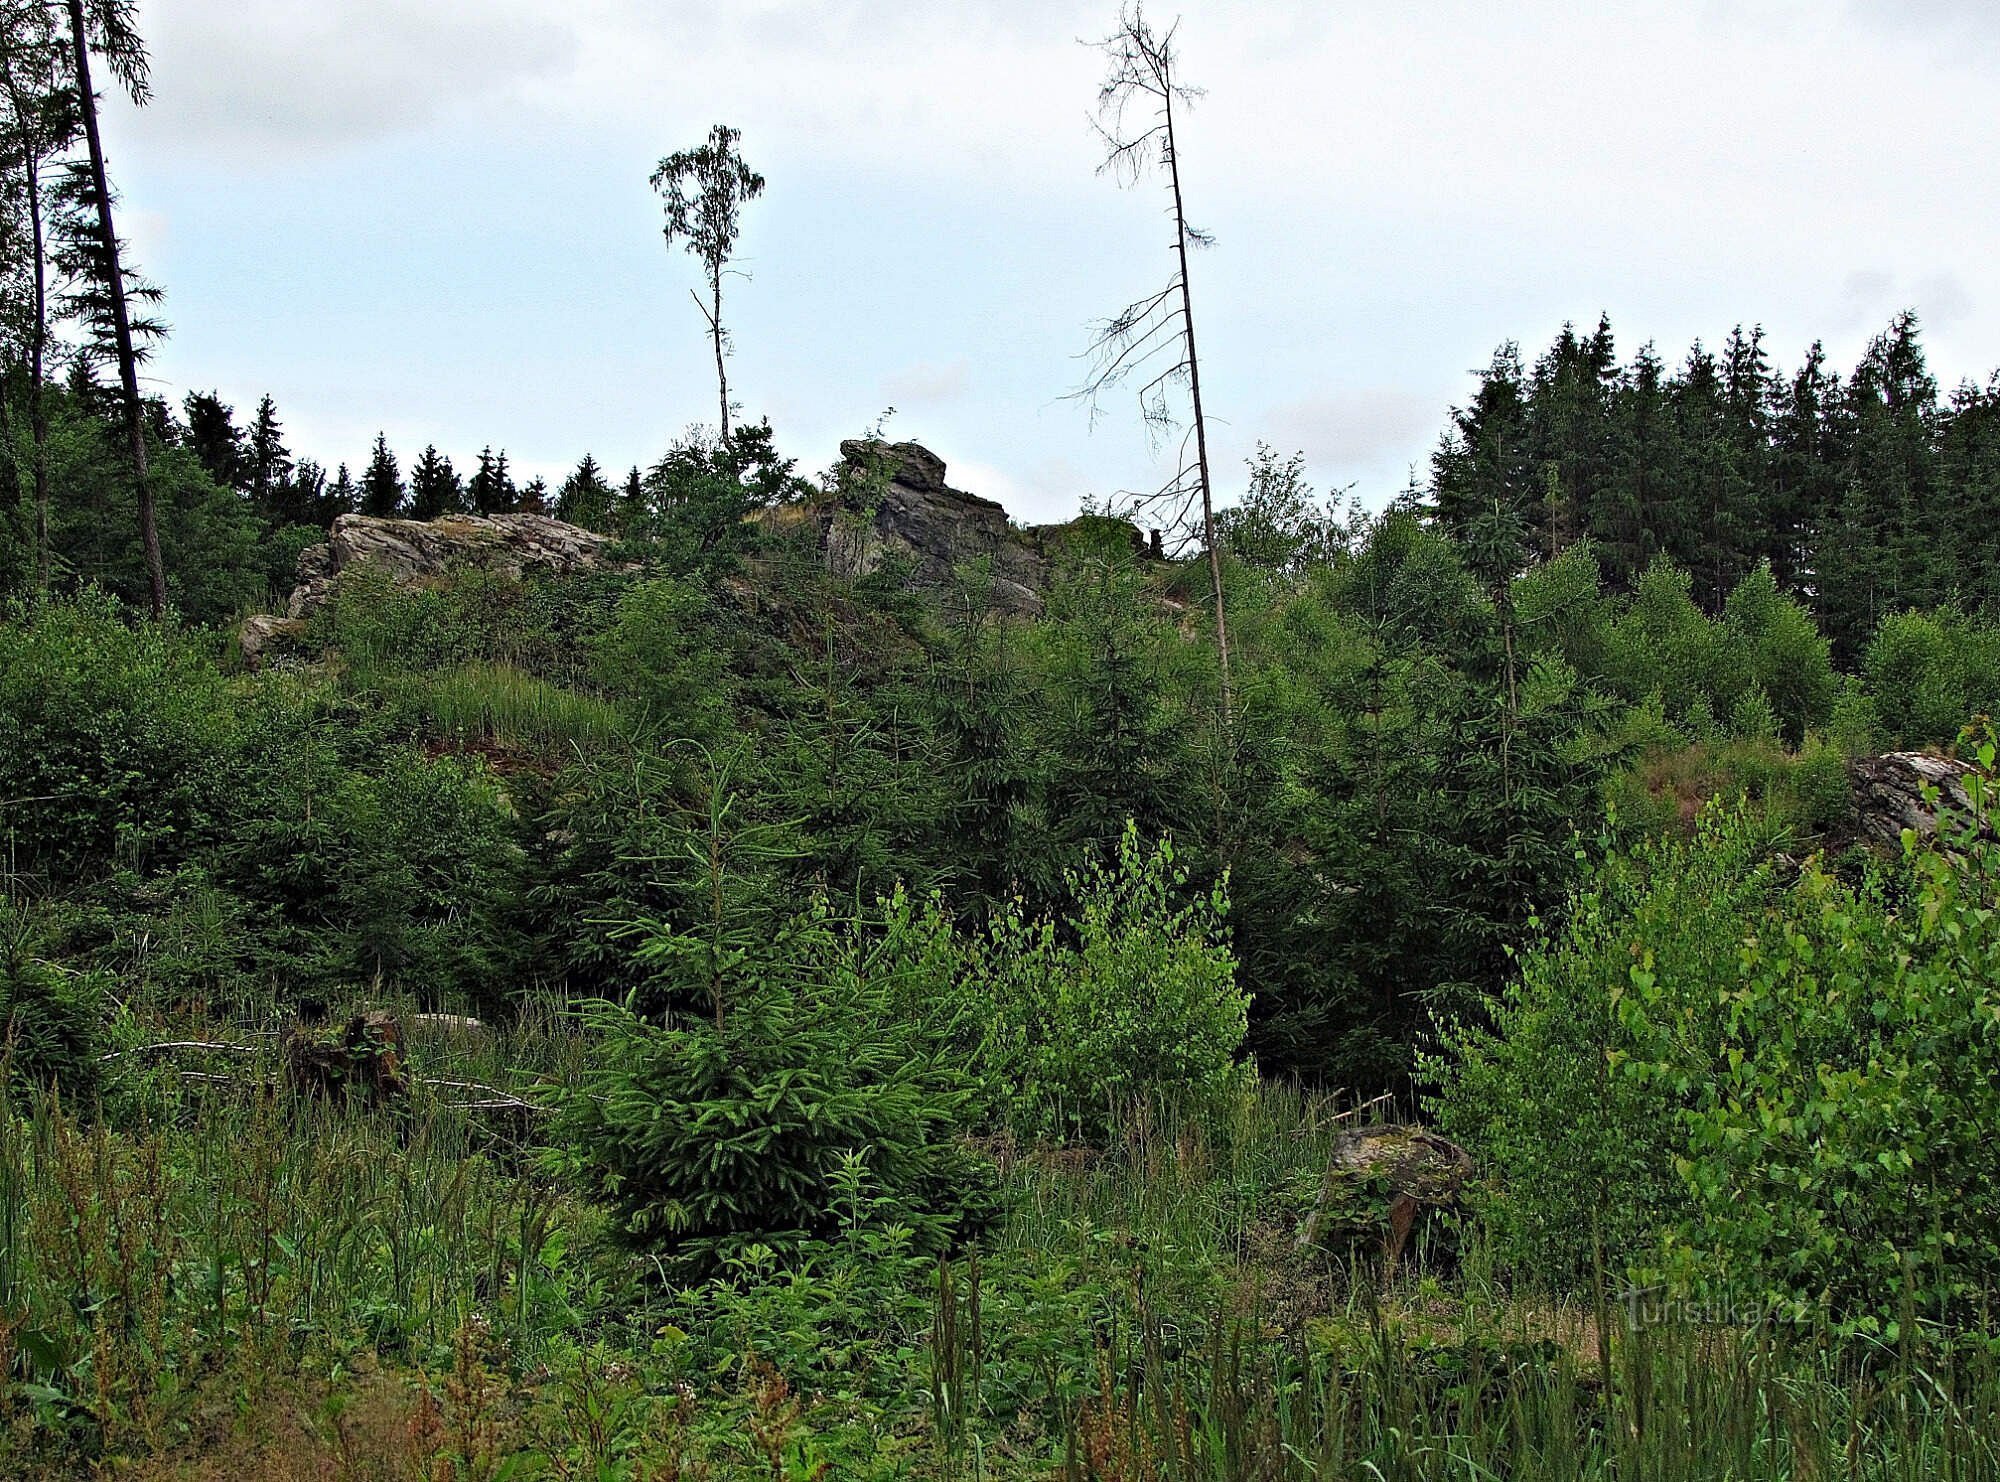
top-left (281, 1008), bottom-right (408, 1107)
top-left (1295, 1123), bottom-right (1474, 1274)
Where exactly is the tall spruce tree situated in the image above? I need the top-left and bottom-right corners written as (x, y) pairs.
top-left (359, 432), bottom-right (402, 517)
top-left (468, 445), bottom-right (516, 516)
top-left (408, 444), bottom-right (461, 520)
top-left (556, 452), bottom-right (612, 530)
top-left (181, 390), bottom-right (244, 490)
top-left (245, 392), bottom-right (293, 520)
top-left (325, 461), bottom-right (357, 518)
top-left (0, 0), bottom-right (74, 598)
top-left (59, 0), bottom-right (165, 615)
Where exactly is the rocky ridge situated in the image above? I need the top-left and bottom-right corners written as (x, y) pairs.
top-left (238, 441), bottom-right (1139, 663)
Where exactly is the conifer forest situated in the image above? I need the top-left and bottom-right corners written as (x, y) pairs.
top-left (5, 3), bottom-right (2000, 1476)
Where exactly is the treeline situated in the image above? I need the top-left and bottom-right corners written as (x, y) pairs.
top-left (0, 366), bottom-right (810, 619)
top-left (1431, 310), bottom-right (2000, 658)
top-left (7, 409), bottom-right (1999, 1089)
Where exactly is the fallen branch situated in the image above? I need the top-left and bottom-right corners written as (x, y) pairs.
top-left (102, 1040), bottom-right (263, 1062)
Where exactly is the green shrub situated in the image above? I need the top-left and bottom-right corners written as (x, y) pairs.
top-left (1427, 803), bottom-right (1780, 1290)
top-left (590, 577), bottom-right (731, 742)
top-left (0, 593), bottom-right (237, 883)
top-left (0, 899), bottom-right (104, 1098)
top-left (1433, 766), bottom-right (2000, 1338)
top-left (1786, 738), bottom-right (1855, 836)
top-left (1721, 562), bottom-right (1835, 745)
top-left (1864, 607), bottom-right (2000, 749)
top-left (975, 824), bottom-right (1249, 1143)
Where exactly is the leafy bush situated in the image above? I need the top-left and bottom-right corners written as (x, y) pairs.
top-left (1721, 563), bottom-right (1835, 745)
top-left (1428, 804), bottom-right (1780, 1289)
top-left (590, 577), bottom-right (731, 742)
top-left (974, 824), bottom-right (1249, 1143)
top-left (1864, 607), bottom-right (2000, 749)
top-left (0, 594), bottom-right (237, 882)
top-left (1434, 766), bottom-right (2000, 1338)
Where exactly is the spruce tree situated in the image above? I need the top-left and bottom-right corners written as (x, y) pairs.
top-left (325, 462), bottom-right (357, 519)
top-left (408, 444), bottom-right (462, 520)
top-left (616, 464), bottom-right (646, 536)
top-left (0, 0), bottom-right (75, 598)
top-left (1431, 343), bottom-right (1535, 568)
top-left (556, 453), bottom-right (612, 530)
top-left (468, 444), bottom-right (516, 516)
top-left (359, 433), bottom-right (402, 517)
top-left (181, 389), bottom-right (244, 491)
top-left (58, 0), bottom-right (165, 616)
top-left (244, 392), bottom-right (292, 520)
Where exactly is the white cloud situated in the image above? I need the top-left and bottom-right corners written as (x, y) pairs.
top-left (135, 0), bottom-right (576, 154)
top-left (1915, 274), bottom-right (1975, 335)
top-left (1260, 390), bottom-right (1443, 472)
top-left (882, 359), bottom-right (971, 406)
top-left (104, 1), bottom-right (2000, 520)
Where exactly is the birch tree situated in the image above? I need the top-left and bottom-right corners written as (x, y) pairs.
top-left (650, 124), bottom-right (765, 441)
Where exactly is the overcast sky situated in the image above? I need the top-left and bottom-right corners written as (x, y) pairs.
top-left (102, 0), bottom-right (1997, 523)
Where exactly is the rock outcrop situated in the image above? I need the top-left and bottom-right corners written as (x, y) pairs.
top-left (241, 443), bottom-right (1132, 667)
top-left (822, 439), bottom-right (1051, 614)
top-left (288, 512), bottom-right (619, 619)
top-left (1848, 752), bottom-right (1989, 847)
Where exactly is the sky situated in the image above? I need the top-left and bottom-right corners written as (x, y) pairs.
top-left (100, 0), bottom-right (2000, 524)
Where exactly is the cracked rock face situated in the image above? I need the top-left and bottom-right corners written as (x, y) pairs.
top-left (1847, 752), bottom-right (1988, 847)
top-left (286, 513), bottom-right (619, 619)
top-left (825, 439), bottom-right (1049, 615)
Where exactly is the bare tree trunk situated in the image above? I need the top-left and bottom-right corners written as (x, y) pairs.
top-left (66, 0), bottom-right (164, 619)
top-left (22, 141), bottom-right (49, 598)
top-left (1161, 79), bottom-right (1230, 724)
top-left (711, 271), bottom-right (730, 440)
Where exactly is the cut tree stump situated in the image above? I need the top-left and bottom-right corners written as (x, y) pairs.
top-left (1295, 1123), bottom-right (1474, 1274)
top-left (281, 1009), bottom-right (408, 1107)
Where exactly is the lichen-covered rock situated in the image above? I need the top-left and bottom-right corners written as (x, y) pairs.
top-left (237, 613), bottom-right (305, 669)
top-left (824, 439), bottom-right (1050, 614)
top-left (1847, 752), bottom-right (1988, 848)
top-left (287, 512), bottom-right (619, 618)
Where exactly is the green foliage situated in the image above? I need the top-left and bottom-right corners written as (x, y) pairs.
top-left (1217, 443), bottom-right (1346, 572)
top-left (553, 895), bottom-right (994, 1272)
top-left (0, 591), bottom-right (235, 881)
top-left (975, 824), bottom-right (1248, 1143)
top-left (1864, 606), bottom-right (2000, 749)
top-left (1428, 803), bottom-right (1784, 1290)
top-left (0, 900), bottom-right (103, 1097)
top-left (1722, 561), bottom-right (1836, 743)
top-left (392, 661), bottom-right (629, 757)
top-left (1435, 772), bottom-right (2000, 1338)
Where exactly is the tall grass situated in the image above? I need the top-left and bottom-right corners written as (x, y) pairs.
top-left (4, 1050), bottom-right (1995, 1477)
top-left (392, 661), bottom-right (630, 757)
top-left (0, 1073), bottom-right (592, 1461)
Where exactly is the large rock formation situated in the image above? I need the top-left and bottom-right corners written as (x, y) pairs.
top-left (822, 439), bottom-right (1052, 614)
top-left (236, 512), bottom-right (621, 667)
top-left (239, 443), bottom-right (1135, 666)
top-left (1847, 752), bottom-right (1989, 848)
top-left (288, 512), bottom-right (619, 619)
